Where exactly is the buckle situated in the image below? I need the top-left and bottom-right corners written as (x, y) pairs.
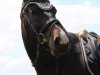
top-left (37, 33), bottom-right (47, 44)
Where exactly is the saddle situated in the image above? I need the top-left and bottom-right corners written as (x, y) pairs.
top-left (79, 29), bottom-right (100, 75)
top-left (79, 29), bottom-right (100, 63)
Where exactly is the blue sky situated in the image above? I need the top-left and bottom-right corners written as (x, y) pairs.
top-left (0, 0), bottom-right (100, 75)
top-left (51, 0), bottom-right (100, 6)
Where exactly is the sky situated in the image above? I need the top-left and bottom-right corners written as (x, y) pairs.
top-left (0, 0), bottom-right (100, 75)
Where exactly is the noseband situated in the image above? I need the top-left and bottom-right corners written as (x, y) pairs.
top-left (21, 1), bottom-right (71, 64)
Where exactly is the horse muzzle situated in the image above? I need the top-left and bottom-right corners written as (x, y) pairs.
top-left (48, 24), bottom-right (70, 57)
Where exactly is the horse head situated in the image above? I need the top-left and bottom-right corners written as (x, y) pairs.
top-left (21, 0), bottom-right (70, 57)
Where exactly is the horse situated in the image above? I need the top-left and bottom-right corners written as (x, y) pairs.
top-left (20, 0), bottom-right (100, 75)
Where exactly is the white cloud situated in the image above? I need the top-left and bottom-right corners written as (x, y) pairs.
top-left (5, 57), bottom-right (36, 74)
top-left (0, 56), bottom-right (36, 75)
top-left (0, 0), bottom-right (35, 75)
top-left (83, 0), bottom-right (91, 6)
top-left (56, 1), bottom-right (100, 33)
top-left (0, 0), bottom-right (22, 53)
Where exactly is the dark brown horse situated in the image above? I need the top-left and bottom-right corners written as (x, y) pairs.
top-left (20, 0), bottom-right (100, 75)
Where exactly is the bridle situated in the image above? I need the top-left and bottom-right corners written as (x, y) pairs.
top-left (21, 1), bottom-right (71, 65)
